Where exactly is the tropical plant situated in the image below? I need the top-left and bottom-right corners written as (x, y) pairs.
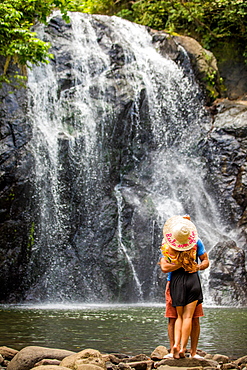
top-left (0, 0), bottom-right (70, 87)
top-left (117, 0), bottom-right (247, 60)
top-left (1, 0), bottom-right (246, 88)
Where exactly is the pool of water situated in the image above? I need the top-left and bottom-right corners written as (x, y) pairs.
top-left (0, 304), bottom-right (246, 359)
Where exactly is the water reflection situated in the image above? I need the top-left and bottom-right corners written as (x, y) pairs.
top-left (200, 307), bottom-right (247, 358)
top-left (0, 305), bottom-right (246, 358)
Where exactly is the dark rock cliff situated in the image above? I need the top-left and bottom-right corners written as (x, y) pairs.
top-left (0, 73), bottom-right (34, 301)
top-left (0, 13), bottom-right (246, 304)
top-left (209, 240), bottom-right (247, 305)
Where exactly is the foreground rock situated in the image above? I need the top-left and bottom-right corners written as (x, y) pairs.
top-left (154, 357), bottom-right (219, 368)
top-left (0, 348), bottom-right (18, 361)
top-left (1, 346), bottom-right (247, 370)
top-left (59, 348), bottom-right (106, 370)
top-left (6, 346), bottom-right (74, 370)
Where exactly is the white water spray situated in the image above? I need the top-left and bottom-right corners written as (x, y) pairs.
top-left (26, 12), bottom-right (236, 302)
top-left (115, 184), bottom-right (144, 300)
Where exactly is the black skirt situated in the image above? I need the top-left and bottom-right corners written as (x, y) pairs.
top-left (170, 268), bottom-right (203, 307)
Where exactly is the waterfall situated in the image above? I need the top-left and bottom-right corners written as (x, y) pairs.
top-left (115, 184), bottom-right (144, 301)
top-left (25, 12), bottom-right (234, 303)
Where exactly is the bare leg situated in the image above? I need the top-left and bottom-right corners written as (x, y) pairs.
top-left (179, 301), bottom-right (198, 357)
top-left (173, 307), bottom-right (183, 359)
top-left (168, 318), bottom-right (176, 353)
top-left (190, 317), bottom-right (200, 357)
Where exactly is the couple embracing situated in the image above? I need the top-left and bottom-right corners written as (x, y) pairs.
top-left (159, 215), bottom-right (210, 359)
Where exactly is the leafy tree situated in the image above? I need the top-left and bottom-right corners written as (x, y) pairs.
top-left (117, 0), bottom-right (247, 61)
top-left (1, 0), bottom-right (246, 89)
top-left (0, 0), bottom-right (70, 87)
top-left (67, 0), bottom-right (116, 14)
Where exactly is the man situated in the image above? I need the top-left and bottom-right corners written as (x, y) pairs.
top-left (159, 217), bottom-right (209, 359)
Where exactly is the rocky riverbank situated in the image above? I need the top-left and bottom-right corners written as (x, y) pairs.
top-left (0, 346), bottom-right (247, 370)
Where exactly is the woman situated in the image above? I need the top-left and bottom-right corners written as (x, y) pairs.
top-left (160, 215), bottom-right (204, 359)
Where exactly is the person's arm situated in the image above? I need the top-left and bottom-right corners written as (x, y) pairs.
top-left (198, 252), bottom-right (209, 271)
top-left (159, 257), bottom-right (182, 273)
top-left (187, 252), bottom-right (210, 273)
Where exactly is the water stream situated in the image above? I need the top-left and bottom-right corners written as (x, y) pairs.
top-left (115, 184), bottom-right (144, 300)
top-left (0, 305), bottom-right (246, 358)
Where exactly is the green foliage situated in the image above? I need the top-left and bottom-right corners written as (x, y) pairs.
top-left (0, 0), bottom-right (70, 87)
top-left (122, 1), bottom-right (171, 30)
top-left (116, 8), bottom-right (134, 22)
top-left (1, 0), bottom-right (246, 90)
top-left (70, 0), bottom-right (247, 64)
top-left (117, 0), bottom-right (247, 62)
top-left (67, 0), bottom-right (116, 14)
top-left (0, 0), bottom-right (128, 87)
top-left (27, 221), bottom-right (35, 255)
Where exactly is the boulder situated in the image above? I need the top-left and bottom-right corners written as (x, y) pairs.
top-left (150, 346), bottom-right (169, 360)
top-left (30, 366), bottom-right (71, 370)
top-left (75, 365), bottom-right (106, 370)
top-left (222, 363), bottom-right (238, 370)
top-left (33, 359), bottom-right (61, 366)
top-left (0, 354), bottom-right (4, 364)
top-left (204, 354), bottom-right (214, 360)
top-left (154, 357), bottom-right (219, 368)
top-left (174, 35), bottom-right (221, 103)
top-left (60, 348), bottom-right (106, 370)
top-left (151, 31), bottom-right (221, 103)
top-left (199, 99), bottom-right (247, 244)
top-left (209, 240), bottom-right (247, 305)
top-left (117, 364), bottom-right (132, 370)
top-left (234, 355), bottom-right (247, 366)
top-left (7, 346), bottom-right (75, 370)
top-left (212, 354), bottom-right (229, 363)
top-left (121, 360), bottom-right (153, 370)
top-left (213, 99), bottom-right (247, 137)
top-left (122, 355), bottom-right (150, 363)
top-left (102, 355), bottom-right (122, 365)
top-left (0, 346), bottom-right (18, 360)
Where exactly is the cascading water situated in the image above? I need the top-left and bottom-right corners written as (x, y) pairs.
top-left (26, 12), bottom-right (234, 303)
top-left (115, 184), bottom-right (143, 301)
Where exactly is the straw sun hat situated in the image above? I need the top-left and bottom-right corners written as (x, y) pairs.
top-left (163, 215), bottom-right (198, 251)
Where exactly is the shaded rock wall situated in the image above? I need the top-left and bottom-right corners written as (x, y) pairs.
top-left (151, 32), bottom-right (247, 248)
top-left (211, 40), bottom-right (247, 100)
top-left (0, 71), bottom-right (34, 301)
top-left (0, 14), bottom-right (247, 304)
top-left (199, 99), bottom-right (247, 244)
top-left (209, 240), bottom-right (247, 305)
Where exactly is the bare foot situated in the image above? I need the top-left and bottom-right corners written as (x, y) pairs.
top-left (179, 347), bottom-right (186, 358)
top-left (173, 346), bottom-right (180, 359)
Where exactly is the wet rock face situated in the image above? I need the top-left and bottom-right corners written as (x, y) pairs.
top-left (150, 33), bottom-right (247, 245)
top-left (0, 14), bottom-right (247, 304)
top-left (208, 240), bottom-right (247, 306)
top-left (0, 67), bottom-right (35, 302)
top-left (199, 99), bottom-right (247, 241)
top-left (0, 16), bottom-right (164, 303)
top-left (152, 33), bottom-right (222, 104)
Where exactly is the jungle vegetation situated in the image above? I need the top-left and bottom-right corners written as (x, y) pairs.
top-left (0, 0), bottom-right (246, 87)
